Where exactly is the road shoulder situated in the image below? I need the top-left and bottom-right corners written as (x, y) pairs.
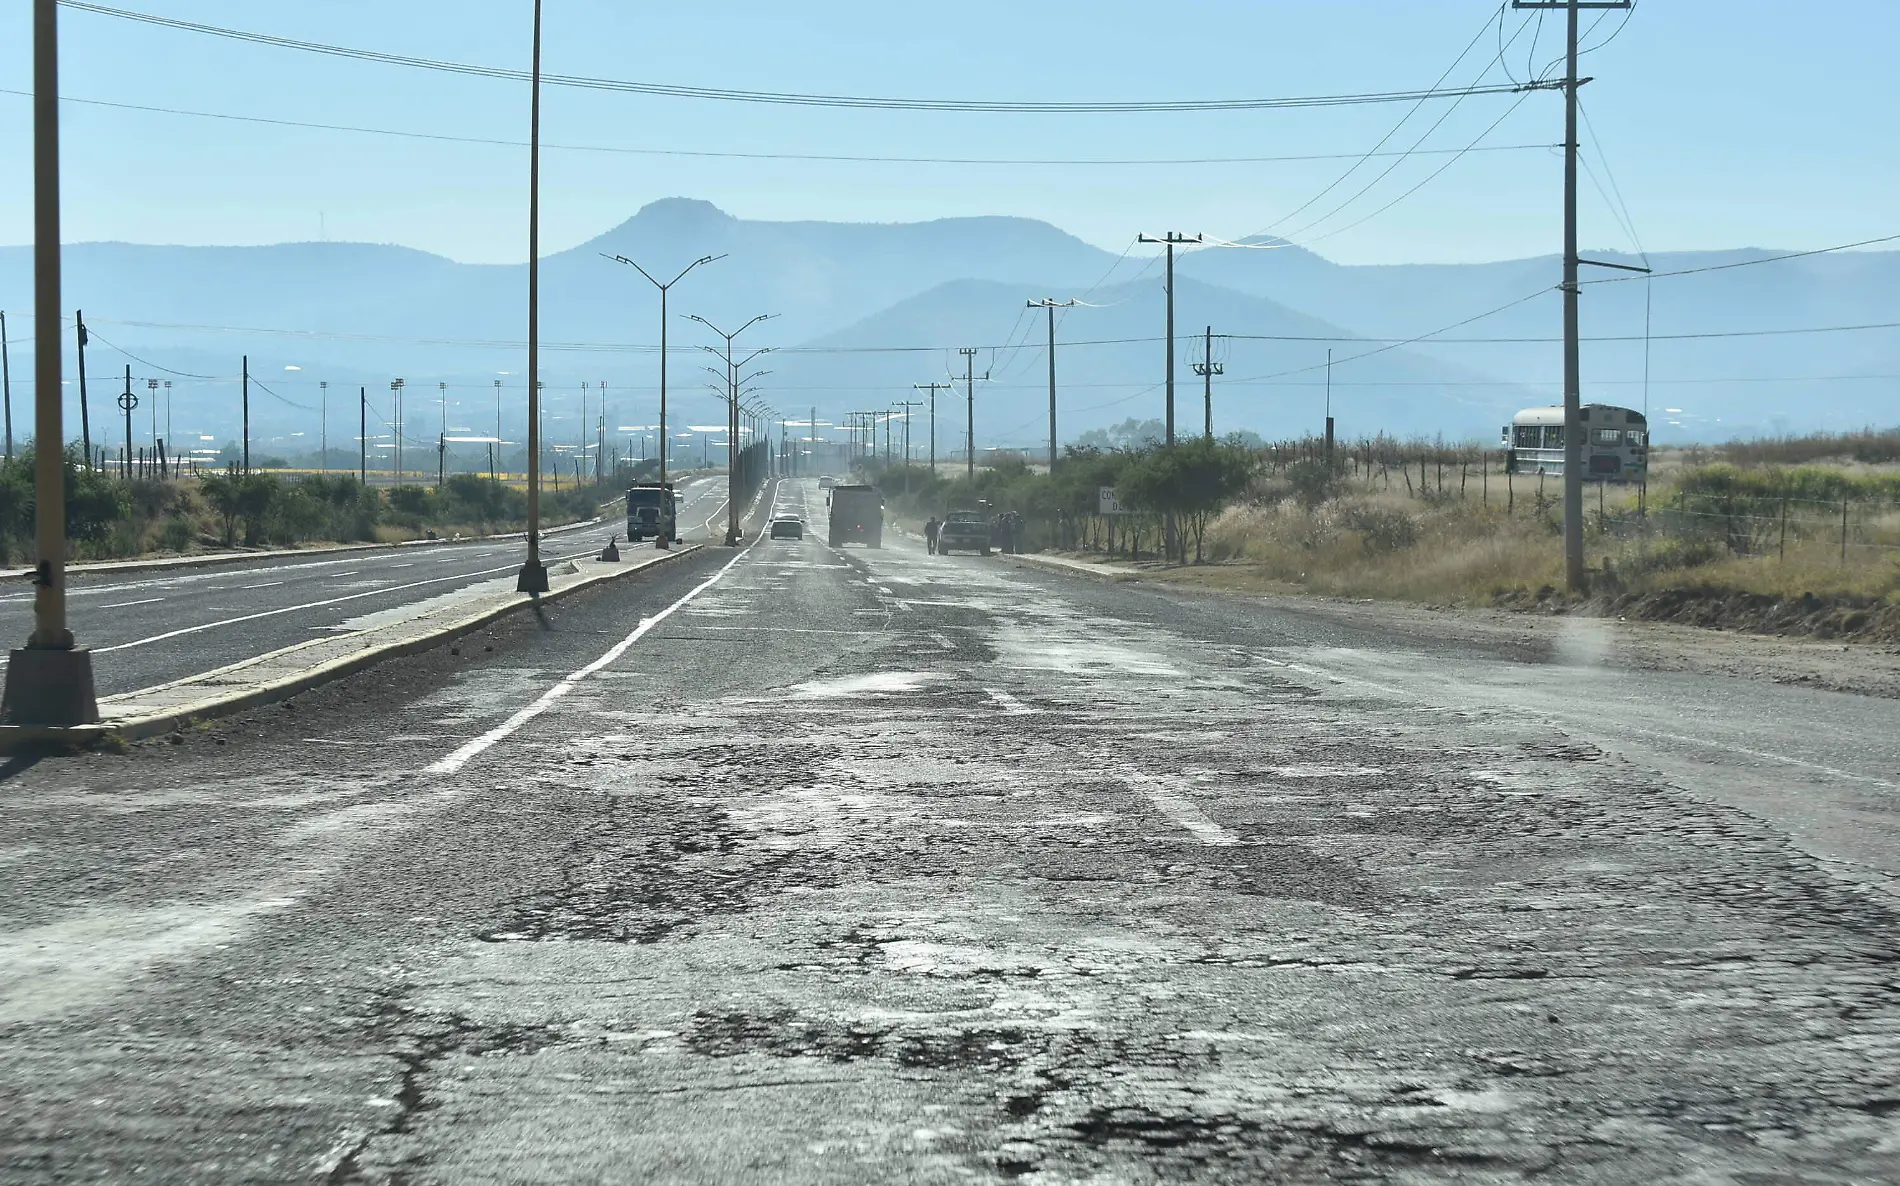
top-left (1008, 550), bottom-right (1900, 699)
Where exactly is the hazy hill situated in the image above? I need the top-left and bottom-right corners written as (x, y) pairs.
top-left (2, 199), bottom-right (1894, 454)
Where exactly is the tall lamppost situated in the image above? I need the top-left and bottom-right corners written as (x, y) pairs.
top-left (389, 378), bottom-right (405, 486)
top-left (687, 312), bottom-right (774, 545)
top-left (515, 0), bottom-right (550, 592)
top-left (604, 252), bottom-right (723, 548)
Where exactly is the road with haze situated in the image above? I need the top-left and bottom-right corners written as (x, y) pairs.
top-left (1, 477), bottom-right (1895, 1184)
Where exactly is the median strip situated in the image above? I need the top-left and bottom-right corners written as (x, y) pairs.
top-left (0, 545), bottom-right (703, 753)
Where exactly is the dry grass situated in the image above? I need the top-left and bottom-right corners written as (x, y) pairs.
top-left (1135, 467), bottom-right (1900, 611)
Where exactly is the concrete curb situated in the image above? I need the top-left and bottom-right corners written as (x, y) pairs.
top-left (1007, 552), bottom-right (1145, 583)
top-left (0, 543), bottom-right (705, 754)
top-left (0, 512), bottom-right (614, 583)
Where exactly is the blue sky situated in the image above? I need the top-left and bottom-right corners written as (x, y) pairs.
top-left (1, 0), bottom-right (1895, 265)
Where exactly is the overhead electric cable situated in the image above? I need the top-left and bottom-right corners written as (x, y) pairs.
top-left (57, 1), bottom-right (1558, 113)
top-left (0, 89), bottom-right (1558, 168)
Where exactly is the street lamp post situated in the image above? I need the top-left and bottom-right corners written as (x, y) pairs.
top-left (514, 0), bottom-right (549, 593)
top-left (605, 252), bottom-right (723, 548)
top-left (389, 379), bottom-right (404, 486)
top-left (687, 313), bottom-right (774, 545)
top-left (3, 0), bottom-right (97, 725)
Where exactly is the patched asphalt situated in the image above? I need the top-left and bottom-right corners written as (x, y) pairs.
top-left (2, 478), bottom-right (1896, 1184)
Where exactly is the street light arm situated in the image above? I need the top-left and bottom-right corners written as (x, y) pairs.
top-left (667, 253), bottom-right (726, 287)
top-left (603, 253), bottom-right (664, 289)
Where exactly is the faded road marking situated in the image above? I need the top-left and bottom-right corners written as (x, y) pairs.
top-left (427, 488), bottom-right (777, 775)
top-left (1124, 773), bottom-right (1240, 846)
top-left (985, 688), bottom-right (1035, 715)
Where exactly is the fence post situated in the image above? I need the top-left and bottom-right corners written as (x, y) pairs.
top-left (1779, 496), bottom-right (1787, 562)
top-left (1841, 497), bottom-right (1849, 565)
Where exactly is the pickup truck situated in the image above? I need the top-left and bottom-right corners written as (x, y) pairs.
top-left (936, 511), bottom-right (990, 556)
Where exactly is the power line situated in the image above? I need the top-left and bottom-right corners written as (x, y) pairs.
top-left (77, 326), bottom-right (220, 379)
top-left (1288, 89), bottom-right (1537, 248)
top-left (0, 89), bottom-right (1558, 169)
top-left (59, 2), bottom-right (1559, 113)
top-left (1581, 233), bottom-right (1900, 285)
top-left (76, 313), bottom-right (1900, 356)
top-left (1243, 2), bottom-right (1515, 243)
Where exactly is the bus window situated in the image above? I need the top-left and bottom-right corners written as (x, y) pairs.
top-left (1594, 428), bottom-right (1623, 445)
top-left (1626, 430), bottom-right (1647, 446)
top-left (1540, 426), bottom-right (1564, 449)
top-left (1513, 426), bottom-right (1541, 448)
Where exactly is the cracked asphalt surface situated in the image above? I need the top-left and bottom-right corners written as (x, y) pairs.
top-left (0, 474), bottom-right (732, 696)
top-left (2, 477), bottom-right (1897, 1184)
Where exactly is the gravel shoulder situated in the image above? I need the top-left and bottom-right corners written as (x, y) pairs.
top-left (1016, 554), bottom-right (1900, 700)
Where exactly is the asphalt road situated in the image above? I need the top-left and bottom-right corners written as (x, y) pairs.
top-left (2, 477), bottom-right (1896, 1184)
top-left (0, 474), bottom-right (739, 697)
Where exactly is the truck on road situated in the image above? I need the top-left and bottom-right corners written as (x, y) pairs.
top-left (936, 509), bottom-right (991, 556)
top-left (625, 482), bottom-right (678, 542)
top-left (828, 483), bottom-right (883, 548)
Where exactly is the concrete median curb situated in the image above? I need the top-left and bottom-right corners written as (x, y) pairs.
top-left (0, 513), bottom-right (615, 583)
top-left (0, 543), bottom-right (705, 755)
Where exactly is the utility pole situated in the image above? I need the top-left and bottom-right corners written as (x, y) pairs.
top-left (1138, 231), bottom-right (1200, 564)
top-left (1324, 349), bottom-right (1335, 468)
top-left (74, 309), bottom-right (91, 466)
top-left (1026, 298), bottom-right (1076, 470)
top-left (1190, 325), bottom-right (1223, 441)
top-left (147, 377), bottom-right (157, 462)
top-left (163, 380), bottom-right (171, 462)
top-left (359, 386), bottom-right (367, 483)
top-left (240, 356), bottom-right (250, 472)
top-left (958, 348), bottom-right (982, 481)
top-left (4, 0), bottom-right (98, 725)
top-left (915, 382), bottom-right (951, 474)
top-left (1135, 232), bottom-right (1203, 446)
top-left (117, 366), bottom-right (137, 478)
top-left (520, 0), bottom-right (550, 593)
top-left (1514, 0), bottom-right (1635, 593)
top-left (389, 378), bottom-right (404, 487)
top-left (319, 380), bottom-right (328, 472)
top-left (0, 309), bottom-right (11, 463)
top-left (493, 379), bottom-right (503, 480)
top-left (438, 380), bottom-right (448, 487)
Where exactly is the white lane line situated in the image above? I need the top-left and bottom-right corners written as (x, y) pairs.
top-left (93, 563), bottom-right (521, 654)
top-left (97, 597), bottom-right (166, 610)
top-left (427, 495), bottom-right (775, 776)
top-left (985, 688), bottom-right (1036, 715)
top-left (1124, 772), bottom-right (1241, 847)
top-left (240, 581), bottom-right (284, 590)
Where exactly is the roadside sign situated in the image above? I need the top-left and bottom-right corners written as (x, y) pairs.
top-left (1098, 486), bottom-right (1128, 515)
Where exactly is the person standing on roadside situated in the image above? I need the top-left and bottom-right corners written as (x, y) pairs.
top-left (924, 515), bottom-right (941, 555)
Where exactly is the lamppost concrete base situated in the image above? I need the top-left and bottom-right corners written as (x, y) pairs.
top-left (2, 646), bottom-right (99, 725)
top-left (515, 561), bottom-right (550, 594)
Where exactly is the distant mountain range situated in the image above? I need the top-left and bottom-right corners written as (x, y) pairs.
top-left (1, 197), bottom-right (1894, 460)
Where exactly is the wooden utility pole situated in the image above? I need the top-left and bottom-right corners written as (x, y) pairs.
top-left (0, 309), bottom-right (12, 462)
top-left (1135, 232), bottom-right (1202, 446)
top-left (915, 382), bottom-right (951, 474)
top-left (958, 348), bottom-right (981, 481)
top-left (241, 355), bottom-right (250, 473)
top-left (74, 309), bottom-right (91, 465)
top-left (1026, 298), bottom-right (1076, 470)
top-left (1190, 324), bottom-right (1223, 441)
top-left (1513, 0), bottom-right (1636, 592)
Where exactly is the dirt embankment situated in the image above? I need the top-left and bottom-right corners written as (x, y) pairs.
top-left (1497, 585), bottom-right (1900, 645)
